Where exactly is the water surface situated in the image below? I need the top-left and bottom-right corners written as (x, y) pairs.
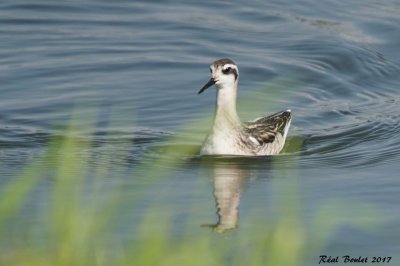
top-left (1, 0), bottom-right (400, 264)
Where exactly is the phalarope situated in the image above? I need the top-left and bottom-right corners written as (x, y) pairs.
top-left (198, 58), bottom-right (292, 156)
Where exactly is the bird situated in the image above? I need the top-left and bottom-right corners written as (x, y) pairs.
top-left (198, 58), bottom-right (292, 156)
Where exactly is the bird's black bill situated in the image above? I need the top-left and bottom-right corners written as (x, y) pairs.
top-left (198, 78), bottom-right (216, 94)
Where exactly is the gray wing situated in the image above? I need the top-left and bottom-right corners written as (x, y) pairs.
top-left (242, 110), bottom-right (292, 146)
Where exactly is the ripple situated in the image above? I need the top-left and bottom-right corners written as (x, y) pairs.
top-left (1, 0), bottom-right (400, 174)
top-left (301, 112), bottom-right (400, 168)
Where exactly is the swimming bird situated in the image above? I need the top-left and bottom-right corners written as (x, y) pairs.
top-left (198, 58), bottom-right (292, 156)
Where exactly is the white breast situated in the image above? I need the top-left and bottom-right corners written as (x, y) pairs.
top-left (200, 130), bottom-right (252, 155)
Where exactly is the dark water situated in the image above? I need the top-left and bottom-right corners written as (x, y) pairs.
top-left (1, 0), bottom-right (400, 264)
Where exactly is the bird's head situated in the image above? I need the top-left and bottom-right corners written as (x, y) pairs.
top-left (198, 58), bottom-right (239, 94)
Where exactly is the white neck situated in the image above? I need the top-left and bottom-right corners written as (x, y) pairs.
top-left (213, 81), bottom-right (240, 129)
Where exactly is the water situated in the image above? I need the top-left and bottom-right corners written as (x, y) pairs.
top-left (1, 0), bottom-right (400, 264)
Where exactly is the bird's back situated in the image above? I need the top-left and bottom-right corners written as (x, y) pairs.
top-left (239, 110), bottom-right (292, 155)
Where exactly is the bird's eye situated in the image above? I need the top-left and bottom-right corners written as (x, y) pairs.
top-left (222, 67), bottom-right (231, 74)
top-left (209, 68), bottom-right (212, 73)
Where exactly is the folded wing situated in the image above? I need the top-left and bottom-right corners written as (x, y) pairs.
top-left (242, 110), bottom-right (292, 148)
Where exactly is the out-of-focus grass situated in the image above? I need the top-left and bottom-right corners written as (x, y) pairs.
top-left (0, 80), bottom-right (379, 266)
top-left (0, 128), bottom-right (378, 266)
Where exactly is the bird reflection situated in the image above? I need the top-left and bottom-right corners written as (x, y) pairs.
top-left (204, 161), bottom-right (251, 233)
